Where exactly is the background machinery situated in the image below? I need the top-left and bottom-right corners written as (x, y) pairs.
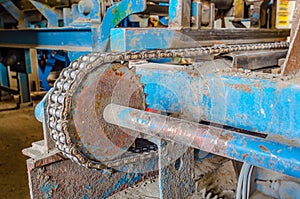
top-left (0, 0), bottom-right (298, 198)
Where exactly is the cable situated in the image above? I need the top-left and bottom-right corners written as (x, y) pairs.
top-left (246, 165), bottom-right (254, 199)
top-left (236, 162), bottom-right (254, 199)
top-left (242, 163), bottom-right (252, 199)
top-left (236, 163), bottom-right (246, 199)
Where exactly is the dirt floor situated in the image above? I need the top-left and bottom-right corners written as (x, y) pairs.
top-left (0, 99), bottom-right (43, 199)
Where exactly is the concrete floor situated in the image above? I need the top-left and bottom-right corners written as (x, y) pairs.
top-left (0, 99), bottom-right (43, 199)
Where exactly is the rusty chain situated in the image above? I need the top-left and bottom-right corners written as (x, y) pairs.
top-left (46, 42), bottom-right (289, 170)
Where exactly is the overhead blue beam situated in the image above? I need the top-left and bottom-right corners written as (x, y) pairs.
top-left (110, 28), bottom-right (179, 52)
top-left (110, 28), bottom-right (290, 52)
top-left (0, 29), bottom-right (92, 51)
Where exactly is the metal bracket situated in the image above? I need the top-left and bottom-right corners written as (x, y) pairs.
top-left (0, 1), bottom-right (28, 28)
top-left (29, 0), bottom-right (63, 27)
top-left (225, 49), bottom-right (288, 70)
top-left (95, 0), bottom-right (147, 52)
top-left (169, 0), bottom-right (191, 29)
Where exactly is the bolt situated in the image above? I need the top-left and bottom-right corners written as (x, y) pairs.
top-left (78, 0), bottom-right (93, 15)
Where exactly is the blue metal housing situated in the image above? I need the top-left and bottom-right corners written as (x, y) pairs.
top-left (135, 63), bottom-right (300, 145)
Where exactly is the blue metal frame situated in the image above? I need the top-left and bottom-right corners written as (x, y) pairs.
top-left (168, 0), bottom-right (191, 29)
top-left (110, 28), bottom-right (179, 52)
top-left (70, 0), bottom-right (101, 27)
top-left (37, 50), bottom-right (69, 91)
top-left (94, 0), bottom-right (147, 51)
top-left (255, 168), bottom-right (300, 199)
top-left (135, 65), bottom-right (300, 146)
top-left (0, 29), bottom-right (92, 51)
top-left (29, 0), bottom-right (63, 27)
top-left (0, 1), bottom-right (28, 28)
top-left (0, 63), bottom-right (9, 88)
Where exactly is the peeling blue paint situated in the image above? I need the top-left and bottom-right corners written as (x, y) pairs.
top-left (40, 179), bottom-right (58, 199)
top-left (96, 0), bottom-right (147, 52)
top-left (136, 66), bottom-right (300, 146)
top-left (101, 173), bottom-right (142, 198)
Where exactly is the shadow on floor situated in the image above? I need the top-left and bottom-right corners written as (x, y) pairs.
top-left (0, 100), bottom-right (43, 199)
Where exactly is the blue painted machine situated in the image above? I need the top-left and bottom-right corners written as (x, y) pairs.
top-left (0, 0), bottom-right (296, 198)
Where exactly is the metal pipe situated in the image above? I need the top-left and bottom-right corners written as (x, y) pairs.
top-left (104, 104), bottom-right (300, 178)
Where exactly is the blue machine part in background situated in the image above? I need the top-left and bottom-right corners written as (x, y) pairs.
top-left (0, 63), bottom-right (9, 89)
top-left (37, 50), bottom-right (69, 91)
top-left (0, 0), bottom-right (149, 93)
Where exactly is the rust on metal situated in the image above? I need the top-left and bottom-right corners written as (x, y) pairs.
top-left (26, 151), bottom-right (65, 172)
top-left (253, 80), bottom-right (263, 89)
top-left (159, 145), bottom-right (195, 198)
top-left (71, 63), bottom-right (144, 162)
top-left (282, 18), bottom-right (300, 76)
top-left (219, 132), bottom-right (234, 141)
top-left (290, 0), bottom-right (300, 39)
top-left (242, 153), bottom-right (249, 160)
top-left (227, 83), bottom-right (252, 92)
top-left (169, 0), bottom-right (191, 29)
top-left (259, 145), bottom-right (270, 153)
top-left (28, 159), bottom-right (157, 199)
top-left (267, 134), bottom-right (300, 147)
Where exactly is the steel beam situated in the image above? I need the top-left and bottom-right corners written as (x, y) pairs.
top-left (225, 49), bottom-right (287, 70)
top-left (0, 1), bottom-right (20, 20)
top-left (110, 28), bottom-right (290, 51)
top-left (191, 2), bottom-right (202, 29)
top-left (104, 103), bottom-right (300, 178)
top-left (29, 0), bottom-right (63, 27)
top-left (0, 29), bottom-right (92, 51)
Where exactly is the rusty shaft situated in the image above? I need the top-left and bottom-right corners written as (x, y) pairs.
top-left (104, 104), bottom-right (300, 178)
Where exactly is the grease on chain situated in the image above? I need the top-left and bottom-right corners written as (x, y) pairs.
top-left (46, 42), bottom-right (289, 171)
